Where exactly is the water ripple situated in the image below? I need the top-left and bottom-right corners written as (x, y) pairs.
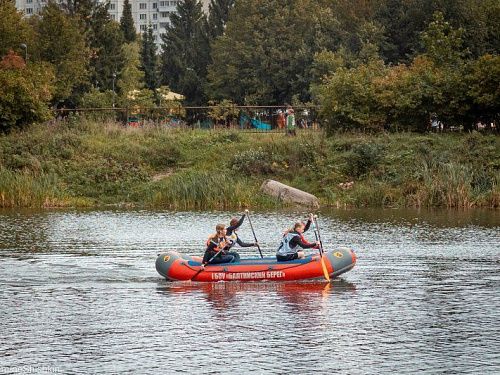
top-left (0, 208), bottom-right (499, 374)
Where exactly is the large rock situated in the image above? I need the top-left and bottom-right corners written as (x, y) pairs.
top-left (260, 179), bottom-right (320, 208)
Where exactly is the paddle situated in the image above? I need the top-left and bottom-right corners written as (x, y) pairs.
top-left (245, 209), bottom-right (263, 258)
top-left (190, 246), bottom-right (225, 281)
top-left (312, 214), bottom-right (330, 282)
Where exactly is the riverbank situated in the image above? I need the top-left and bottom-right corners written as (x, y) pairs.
top-left (0, 118), bottom-right (498, 209)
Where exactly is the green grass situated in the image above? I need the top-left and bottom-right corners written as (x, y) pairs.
top-left (0, 117), bottom-right (498, 209)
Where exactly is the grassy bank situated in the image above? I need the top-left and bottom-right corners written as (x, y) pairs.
top-left (0, 118), bottom-right (499, 209)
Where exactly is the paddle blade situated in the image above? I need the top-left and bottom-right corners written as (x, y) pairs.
top-left (321, 257), bottom-right (331, 282)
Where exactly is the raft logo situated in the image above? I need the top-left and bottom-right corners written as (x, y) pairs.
top-left (211, 271), bottom-right (286, 281)
top-left (334, 252), bottom-right (343, 258)
top-left (163, 255), bottom-right (170, 262)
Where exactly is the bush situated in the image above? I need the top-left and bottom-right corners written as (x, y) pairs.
top-left (230, 148), bottom-right (276, 175)
top-left (0, 54), bottom-right (55, 132)
top-left (342, 142), bottom-right (384, 178)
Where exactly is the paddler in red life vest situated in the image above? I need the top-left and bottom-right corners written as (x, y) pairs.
top-left (226, 214), bottom-right (259, 254)
top-left (276, 214), bottom-right (319, 262)
top-left (202, 224), bottom-right (237, 264)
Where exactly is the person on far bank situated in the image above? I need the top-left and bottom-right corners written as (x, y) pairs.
top-left (277, 110), bottom-right (286, 129)
top-left (226, 214), bottom-right (258, 259)
top-left (202, 224), bottom-right (235, 265)
top-left (276, 214), bottom-right (319, 261)
top-left (286, 108), bottom-right (296, 136)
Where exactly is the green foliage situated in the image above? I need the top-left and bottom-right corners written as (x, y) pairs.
top-left (0, 168), bottom-right (63, 208)
top-left (0, 56), bottom-right (55, 132)
top-left (316, 12), bottom-right (499, 133)
top-left (80, 88), bottom-right (115, 108)
top-left (146, 170), bottom-right (256, 209)
top-left (160, 0), bottom-right (209, 105)
top-left (421, 12), bottom-right (466, 67)
top-left (126, 88), bottom-right (156, 110)
top-left (317, 60), bottom-right (388, 132)
top-left (207, 99), bottom-right (238, 126)
top-left (120, 0), bottom-right (136, 43)
top-left (33, 2), bottom-right (89, 105)
top-left (88, 6), bottom-right (125, 91)
top-left (207, 0), bottom-right (235, 39)
top-left (0, 123), bottom-right (498, 209)
top-left (468, 54), bottom-right (500, 125)
top-left (140, 25), bottom-right (159, 91)
top-left (207, 0), bottom-right (332, 105)
top-left (341, 143), bottom-right (385, 178)
top-left (230, 148), bottom-right (275, 175)
top-left (117, 42), bottom-right (145, 104)
top-left (0, 1), bottom-right (34, 58)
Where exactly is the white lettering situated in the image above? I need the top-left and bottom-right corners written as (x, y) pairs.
top-left (209, 271), bottom-right (286, 281)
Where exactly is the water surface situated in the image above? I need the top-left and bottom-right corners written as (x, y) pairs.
top-left (0, 208), bottom-right (499, 374)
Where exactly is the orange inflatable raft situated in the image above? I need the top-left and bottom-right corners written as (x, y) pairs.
top-left (155, 248), bottom-right (356, 282)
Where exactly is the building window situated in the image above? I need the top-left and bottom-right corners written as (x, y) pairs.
top-left (152, 3), bottom-right (157, 8)
top-left (152, 24), bottom-right (157, 30)
top-left (159, 1), bottom-right (166, 6)
top-left (139, 3), bottom-right (147, 9)
top-left (160, 12), bottom-right (170, 18)
top-left (110, 14), bottom-right (115, 20)
top-left (25, 7), bottom-right (33, 14)
top-left (140, 24), bottom-right (147, 31)
top-left (152, 13), bottom-right (157, 20)
top-left (160, 22), bottom-right (168, 29)
top-left (109, 3), bottom-right (115, 10)
top-left (27, 0), bottom-right (33, 3)
top-left (139, 13), bottom-right (146, 20)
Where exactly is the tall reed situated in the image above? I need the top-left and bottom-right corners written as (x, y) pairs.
top-left (0, 169), bottom-right (63, 208)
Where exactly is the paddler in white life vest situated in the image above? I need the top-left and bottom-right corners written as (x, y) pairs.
top-left (276, 214), bottom-right (319, 262)
top-left (202, 224), bottom-right (236, 264)
top-left (226, 214), bottom-right (259, 258)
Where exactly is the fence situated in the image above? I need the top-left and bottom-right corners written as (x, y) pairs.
top-left (53, 105), bottom-right (323, 132)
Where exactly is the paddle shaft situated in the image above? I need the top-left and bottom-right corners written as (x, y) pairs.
top-left (313, 215), bottom-right (331, 281)
top-left (246, 212), bottom-right (263, 258)
top-left (313, 216), bottom-right (325, 257)
top-left (313, 223), bottom-right (322, 257)
top-left (190, 246), bottom-right (225, 281)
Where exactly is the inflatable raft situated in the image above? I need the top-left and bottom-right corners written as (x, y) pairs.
top-left (155, 248), bottom-right (356, 282)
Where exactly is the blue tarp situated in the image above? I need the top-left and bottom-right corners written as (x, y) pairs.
top-left (240, 113), bottom-right (272, 130)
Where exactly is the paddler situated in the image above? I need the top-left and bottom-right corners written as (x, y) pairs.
top-left (276, 214), bottom-right (319, 261)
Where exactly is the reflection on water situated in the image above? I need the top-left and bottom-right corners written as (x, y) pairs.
top-left (157, 280), bottom-right (357, 314)
top-left (0, 208), bottom-right (498, 374)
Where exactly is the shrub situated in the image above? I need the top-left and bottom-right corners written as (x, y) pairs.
top-left (342, 142), bottom-right (384, 178)
top-left (230, 148), bottom-right (275, 175)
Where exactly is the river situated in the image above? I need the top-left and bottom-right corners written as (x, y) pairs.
top-left (0, 208), bottom-right (499, 374)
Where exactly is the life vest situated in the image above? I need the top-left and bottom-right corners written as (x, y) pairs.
top-left (206, 236), bottom-right (229, 251)
top-left (276, 232), bottom-right (300, 256)
top-left (227, 232), bottom-right (238, 248)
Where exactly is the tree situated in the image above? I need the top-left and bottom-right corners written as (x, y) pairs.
top-left (120, 0), bottom-right (136, 43)
top-left (316, 59), bottom-right (388, 133)
top-left (420, 12), bottom-right (466, 68)
top-left (0, 51), bottom-right (55, 132)
top-left (160, 0), bottom-right (209, 105)
top-left (0, 0), bottom-right (34, 59)
top-left (33, 2), bottom-right (89, 106)
top-left (117, 42), bottom-right (145, 104)
top-left (207, 0), bottom-right (235, 39)
top-left (467, 54), bottom-right (500, 128)
top-left (88, 6), bottom-right (125, 91)
top-left (207, 0), bottom-right (336, 105)
top-left (141, 25), bottom-right (158, 91)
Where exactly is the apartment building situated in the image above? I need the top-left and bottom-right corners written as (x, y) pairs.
top-left (15, 0), bottom-right (209, 48)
